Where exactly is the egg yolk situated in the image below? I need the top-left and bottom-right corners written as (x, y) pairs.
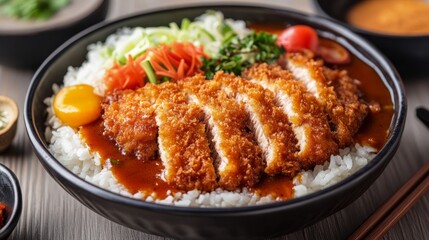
top-left (53, 84), bottom-right (102, 128)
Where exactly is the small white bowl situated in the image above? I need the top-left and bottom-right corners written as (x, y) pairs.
top-left (0, 96), bottom-right (18, 152)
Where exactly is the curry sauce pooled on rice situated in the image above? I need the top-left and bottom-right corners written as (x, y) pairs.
top-left (45, 11), bottom-right (393, 207)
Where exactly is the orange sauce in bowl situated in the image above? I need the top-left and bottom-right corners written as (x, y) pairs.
top-left (80, 120), bottom-right (177, 199)
top-left (347, 0), bottom-right (429, 35)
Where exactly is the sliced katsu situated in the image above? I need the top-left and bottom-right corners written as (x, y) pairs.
top-left (323, 66), bottom-right (369, 139)
top-left (103, 83), bottom-right (217, 191)
top-left (102, 88), bottom-right (158, 161)
top-left (214, 72), bottom-right (300, 177)
top-left (146, 83), bottom-right (217, 191)
top-left (101, 52), bottom-right (371, 192)
top-left (282, 53), bottom-right (368, 147)
top-left (244, 63), bottom-right (338, 169)
top-left (181, 75), bottom-right (265, 190)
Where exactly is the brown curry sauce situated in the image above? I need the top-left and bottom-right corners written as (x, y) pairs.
top-left (79, 24), bottom-right (393, 201)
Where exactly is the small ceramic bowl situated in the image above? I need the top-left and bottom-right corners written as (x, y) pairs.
top-left (0, 164), bottom-right (22, 239)
top-left (312, 0), bottom-right (429, 77)
top-left (0, 0), bottom-right (109, 69)
top-left (0, 96), bottom-right (18, 152)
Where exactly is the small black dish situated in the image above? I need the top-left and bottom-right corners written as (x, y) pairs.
top-left (0, 0), bottom-right (109, 69)
top-left (312, 0), bottom-right (429, 77)
top-left (24, 4), bottom-right (407, 240)
top-left (0, 164), bottom-right (22, 239)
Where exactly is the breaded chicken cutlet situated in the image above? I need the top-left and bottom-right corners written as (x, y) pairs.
top-left (181, 75), bottom-right (264, 190)
top-left (215, 72), bottom-right (300, 177)
top-left (103, 89), bottom-right (158, 161)
top-left (244, 63), bottom-right (338, 169)
top-left (283, 53), bottom-right (368, 147)
top-left (149, 83), bottom-right (218, 191)
top-left (101, 53), bottom-right (371, 192)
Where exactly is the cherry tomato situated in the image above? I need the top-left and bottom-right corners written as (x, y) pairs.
top-left (276, 25), bottom-right (319, 53)
top-left (317, 38), bottom-right (351, 65)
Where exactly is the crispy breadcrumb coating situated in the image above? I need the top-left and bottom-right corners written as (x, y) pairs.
top-left (244, 63), bottom-right (338, 169)
top-left (102, 89), bottom-right (158, 161)
top-left (147, 83), bottom-right (218, 191)
top-left (283, 53), bottom-right (368, 147)
top-left (181, 75), bottom-right (264, 190)
top-left (215, 72), bottom-right (300, 177)
top-left (101, 52), bottom-right (370, 191)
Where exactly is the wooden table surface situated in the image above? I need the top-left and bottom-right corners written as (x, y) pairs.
top-left (0, 0), bottom-right (428, 239)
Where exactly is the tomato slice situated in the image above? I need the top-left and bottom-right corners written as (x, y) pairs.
top-left (317, 38), bottom-right (351, 65)
top-left (276, 25), bottom-right (319, 53)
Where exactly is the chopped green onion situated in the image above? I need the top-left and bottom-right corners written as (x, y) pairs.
top-left (199, 28), bottom-right (216, 41)
top-left (220, 23), bottom-right (237, 45)
top-left (181, 18), bottom-right (191, 30)
top-left (141, 60), bottom-right (158, 84)
top-left (110, 159), bottom-right (120, 165)
top-left (100, 47), bottom-right (114, 59)
top-left (161, 76), bottom-right (170, 83)
top-left (222, 32), bottom-right (237, 45)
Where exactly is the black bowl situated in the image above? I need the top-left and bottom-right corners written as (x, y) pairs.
top-left (312, 0), bottom-right (429, 77)
top-left (0, 0), bottom-right (109, 69)
top-left (24, 4), bottom-right (407, 239)
top-left (0, 164), bottom-right (22, 239)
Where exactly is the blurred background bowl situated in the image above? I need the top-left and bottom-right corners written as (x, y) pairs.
top-left (0, 0), bottom-right (109, 70)
top-left (0, 95), bottom-right (19, 152)
top-left (0, 164), bottom-right (22, 239)
top-left (312, 0), bottom-right (429, 77)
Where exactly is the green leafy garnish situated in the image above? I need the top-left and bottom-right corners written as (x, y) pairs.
top-left (0, 0), bottom-right (70, 21)
top-left (110, 159), bottom-right (120, 166)
top-left (220, 23), bottom-right (237, 44)
top-left (141, 60), bottom-right (157, 84)
top-left (180, 18), bottom-right (191, 30)
top-left (201, 31), bottom-right (284, 79)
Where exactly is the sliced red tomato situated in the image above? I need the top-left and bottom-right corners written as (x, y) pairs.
top-left (276, 25), bottom-right (319, 53)
top-left (317, 38), bottom-right (351, 65)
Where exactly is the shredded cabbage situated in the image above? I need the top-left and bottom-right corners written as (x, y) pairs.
top-left (100, 11), bottom-right (251, 64)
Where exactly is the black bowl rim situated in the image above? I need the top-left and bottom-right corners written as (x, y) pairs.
top-left (312, 0), bottom-right (429, 39)
top-left (0, 164), bottom-right (22, 238)
top-left (25, 3), bottom-right (406, 215)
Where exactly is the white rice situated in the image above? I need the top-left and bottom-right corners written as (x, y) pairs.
top-left (45, 14), bottom-right (377, 207)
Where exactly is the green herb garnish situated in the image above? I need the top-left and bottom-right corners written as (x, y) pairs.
top-left (0, 111), bottom-right (8, 130)
top-left (201, 31), bottom-right (284, 79)
top-left (0, 0), bottom-right (70, 21)
top-left (220, 23), bottom-right (237, 44)
top-left (180, 18), bottom-right (191, 30)
top-left (110, 159), bottom-right (120, 166)
top-left (141, 60), bottom-right (157, 84)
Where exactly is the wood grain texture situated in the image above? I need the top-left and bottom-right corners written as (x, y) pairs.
top-left (0, 0), bottom-right (428, 239)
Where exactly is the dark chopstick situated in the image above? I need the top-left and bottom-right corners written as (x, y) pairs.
top-left (416, 107), bottom-right (429, 129)
top-left (348, 161), bottom-right (429, 240)
top-left (367, 175), bottom-right (429, 239)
